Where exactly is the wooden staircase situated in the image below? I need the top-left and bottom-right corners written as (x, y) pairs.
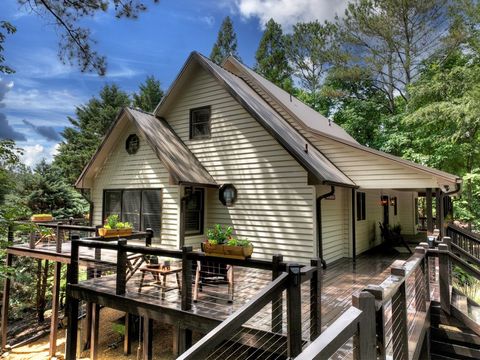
top-left (430, 301), bottom-right (480, 360)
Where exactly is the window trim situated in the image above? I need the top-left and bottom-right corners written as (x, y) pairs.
top-left (189, 106), bottom-right (211, 140)
top-left (184, 187), bottom-right (205, 236)
top-left (356, 192), bottom-right (366, 221)
top-left (102, 188), bottom-right (163, 235)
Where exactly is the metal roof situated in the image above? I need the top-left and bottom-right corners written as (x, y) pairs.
top-left (75, 107), bottom-right (217, 188)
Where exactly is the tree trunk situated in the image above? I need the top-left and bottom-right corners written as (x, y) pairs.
top-left (36, 260), bottom-right (50, 323)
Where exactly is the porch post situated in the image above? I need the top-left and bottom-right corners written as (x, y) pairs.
top-left (426, 188), bottom-right (433, 233)
top-left (439, 192), bottom-right (445, 238)
top-left (1, 253), bottom-right (13, 351)
top-left (435, 189), bottom-right (441, 230)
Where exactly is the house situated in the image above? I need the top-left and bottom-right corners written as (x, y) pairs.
top-left (75, 51), bottom-right (461, 265)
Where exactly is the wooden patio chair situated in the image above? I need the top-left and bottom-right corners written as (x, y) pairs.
top-left (193, 260), bottom-right (234, 303)
top-left (379, 222), bottom-right (412, 254)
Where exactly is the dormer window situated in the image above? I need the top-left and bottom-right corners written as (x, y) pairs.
top-left (190, 106), bottom-right (211, 139)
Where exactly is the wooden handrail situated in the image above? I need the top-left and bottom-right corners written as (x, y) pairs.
top-left (450, 242), bottom-right (480, 267)
top-left (448, 224), bottom-right (480, 242)
top-left (294, 307), bottom-right (363, 360)
top-left (177, 272), bottom-right (290, 360)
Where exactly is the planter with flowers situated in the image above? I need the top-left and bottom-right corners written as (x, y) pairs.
top-left (202, 224), bottom-right (253, 260)
top-left (31, 214), bottom-right (54, 222)
top-left (98, 214), bottom-right (133, 238)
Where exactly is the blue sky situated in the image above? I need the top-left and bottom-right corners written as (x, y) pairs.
top-left (0, 0), bottom-right (346, 166)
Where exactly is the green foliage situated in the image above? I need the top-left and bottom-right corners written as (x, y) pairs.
top-left (54, 84), bottom-right (130, 184)
top-left (206, 224), bottom-right (233, 245)
top-left (22, 160), bottom-right (89, 219)
top-left (285, 21), bottom-right (337, 96)
top-left (0, 140), bottom-right (23, 205)
top-left (132, 75), bottom-right (164, 112)
top-left (104, 214), bottom-right (131, 229)
top-left (0, 21), bottom-right (16, 74)
top-left (254, 19), bottom-right (293, 92)
top-left (210, 16), bottom-right (241, 65)
top-left (226, 238), bottom-right (251, 247)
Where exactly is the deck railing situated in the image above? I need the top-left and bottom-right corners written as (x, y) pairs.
top-left (447, 223), bottom-right (480, 263)
top-left (293, 245), bottom-right (430, 360)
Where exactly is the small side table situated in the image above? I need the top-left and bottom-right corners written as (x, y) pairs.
top-left (138, 266), bottom-right (182, 300)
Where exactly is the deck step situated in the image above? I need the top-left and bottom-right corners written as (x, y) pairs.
top-left (431, 340), bottom-right (480, 359)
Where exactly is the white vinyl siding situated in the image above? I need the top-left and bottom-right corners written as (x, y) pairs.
top-left (317, 185), bottom-right (350, 264)
top-left (163, 67), bottom-right (315, 263)
top-left (91, 122), bottom-right (179, 249)
top-left (355, 189), bottom-right (417, 255)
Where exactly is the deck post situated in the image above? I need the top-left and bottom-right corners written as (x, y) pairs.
top-left (116, 239), bottom-right (127, 295)
top-left (181, 246), bottom-right (193, 311)
top-left (65, 235), bottom-right (80, 360)
top-left (438, 243), bottom-right (450, 314)
top-left (391, 262), bottom-right (409, 360)
top-left (310, 258), bottom-right (322, 341)
top-left (90, 302), bottom-right (100, 360)
top-left (271, 254), bottom-right (283, 333)
top-left (145, 228), bottom-right (153, 247)
top-left (286, 263), bottom-right (302, 358)
top-left (352, 291), bottom-right (376, 360)
top-left (365, 284), bottom-right (386, 359)
top-left (94, 225), bottom-right (102, 277)
top-left (49, 261), bottom-right (62, 358)
top-left (56, 222), bottom-right (63, 253)
top-left (124, 313), bottom-right (133, 355)
top-left (415, 246), bottom-right (428, 311)
top-left (435, 189), bottom-right (441, 231)
top-left (1, 253), bottom-right (13, 351)
top-left (426, 188), bottom-right (433, 233)
top-left (178, 246), bottom-right (193, 354)
top-left (143, 317), bottom-right (153, 360)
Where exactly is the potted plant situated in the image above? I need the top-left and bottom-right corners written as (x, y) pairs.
top-left (145, 255), bottom-right (160, 269)
top-left (202, 224), bottom-right (253, 259)
top-left (31, 214), bottom-right (54, 222)
top-left (98, 214), bottom-right (133, 238)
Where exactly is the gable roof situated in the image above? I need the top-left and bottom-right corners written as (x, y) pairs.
top-left (222, 56), bottom-right (462, 188)
top-left (75, 107), bottom-right (217, 189)
top-left (154, 52), bottom-right (355, 188)
top-left (223, 56), bottom-right (359, 144)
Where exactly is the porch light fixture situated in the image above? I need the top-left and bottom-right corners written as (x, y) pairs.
top-left (380, 195), bottom-right (389, 206)
top-left (219, 184), bottom-right (237, 207)
top-left (390, 197), bottom-right (397, 207)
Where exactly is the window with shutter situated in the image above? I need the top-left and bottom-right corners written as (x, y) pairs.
top-left (190, 106), bottom-right (211, 139)
top-left (185, 188), bottom-right (204, 235)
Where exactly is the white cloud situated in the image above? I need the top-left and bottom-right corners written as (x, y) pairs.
top-left (4, 87), bottom-right (84, 115)
top-left (21, 142), bottom-right (60, 167)
top-left (234, 0), bottom-right (348, 30)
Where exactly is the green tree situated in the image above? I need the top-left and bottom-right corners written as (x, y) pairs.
top-left (0, 140), bottom-right (22, 205)
top-left (254, 19), bottom-right (292, 91)
top-left (285, 21), bottom-right (337, 108)
top-left (133, 76), bottom-right (164, 112)
top-left (23, 160), bottom-right (88, 218)
top-left (399, 52), bottom-right (480, 228)
top-left (0, 21), bottom-right (16, 74)
top-left (54, 84), bottom-right (130, 184)
top-left (210, 16), bottom-right (241, 65)
top-left (336, 0), bottom-right (449, 113)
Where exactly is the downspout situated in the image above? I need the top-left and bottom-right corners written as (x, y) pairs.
top-left (317, 186), bottom-right (335, 269)
top-left (80, 189), bottom-right (94, 227)
top-left (439, 182), bottom-right (461, 238)
top-left (351, 188), bottom-right (356, 263)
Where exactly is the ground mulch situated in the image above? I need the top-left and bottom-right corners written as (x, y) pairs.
top-left (3, 308), bottom-right (177, 360)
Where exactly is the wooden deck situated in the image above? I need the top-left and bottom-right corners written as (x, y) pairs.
top-left (70, 247), bottom-right (409, 332)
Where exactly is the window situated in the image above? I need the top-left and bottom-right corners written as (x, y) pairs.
top-left (103, 189), bottom-right (162, 237)
top-left (185, 188), bottom-right (204, 235)
top-left (190, 106), bottom-right (211, 139)
top-left (126, 134), bottom-right (140, 154)
top-left (356, 192), bottom-right (366, 221)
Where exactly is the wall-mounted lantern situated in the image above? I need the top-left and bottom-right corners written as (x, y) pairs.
top-left (380, 195), bottom-right (389, 206)
top-left (219, 184), bottom-right (237, 207)
top-left (390, 197), bottom-right (397, 207)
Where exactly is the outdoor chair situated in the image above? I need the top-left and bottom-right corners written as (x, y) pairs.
top-left (193, 260), bottom-right (234, 303)
top-left (379, 222), bottom-right (412, 254)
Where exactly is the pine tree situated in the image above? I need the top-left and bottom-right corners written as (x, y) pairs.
top-left (254, 19), bottom-right (292, 91)
top-left (210, 16), bottom-right (241, 65)
top-left (133, 76), bottom-right (164, 112)
top-left (54, 84), bottom-right (130, 184)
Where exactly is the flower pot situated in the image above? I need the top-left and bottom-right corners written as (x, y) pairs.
top-left (202, 242), bottom-right (224, 255)
top-left (31, 214), bottom-right (53, 222)
top-left (202, 242), bottom-right (253, 260)
top-left (98, 228), bottom-right (133, 238)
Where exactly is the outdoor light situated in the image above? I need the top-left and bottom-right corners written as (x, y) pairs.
top-left (390, 197), bottom-right (397, 207)
top-left (380, 195), bottom-right (389, 206)
top-left (219, 184), bottom-right (237, 207)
